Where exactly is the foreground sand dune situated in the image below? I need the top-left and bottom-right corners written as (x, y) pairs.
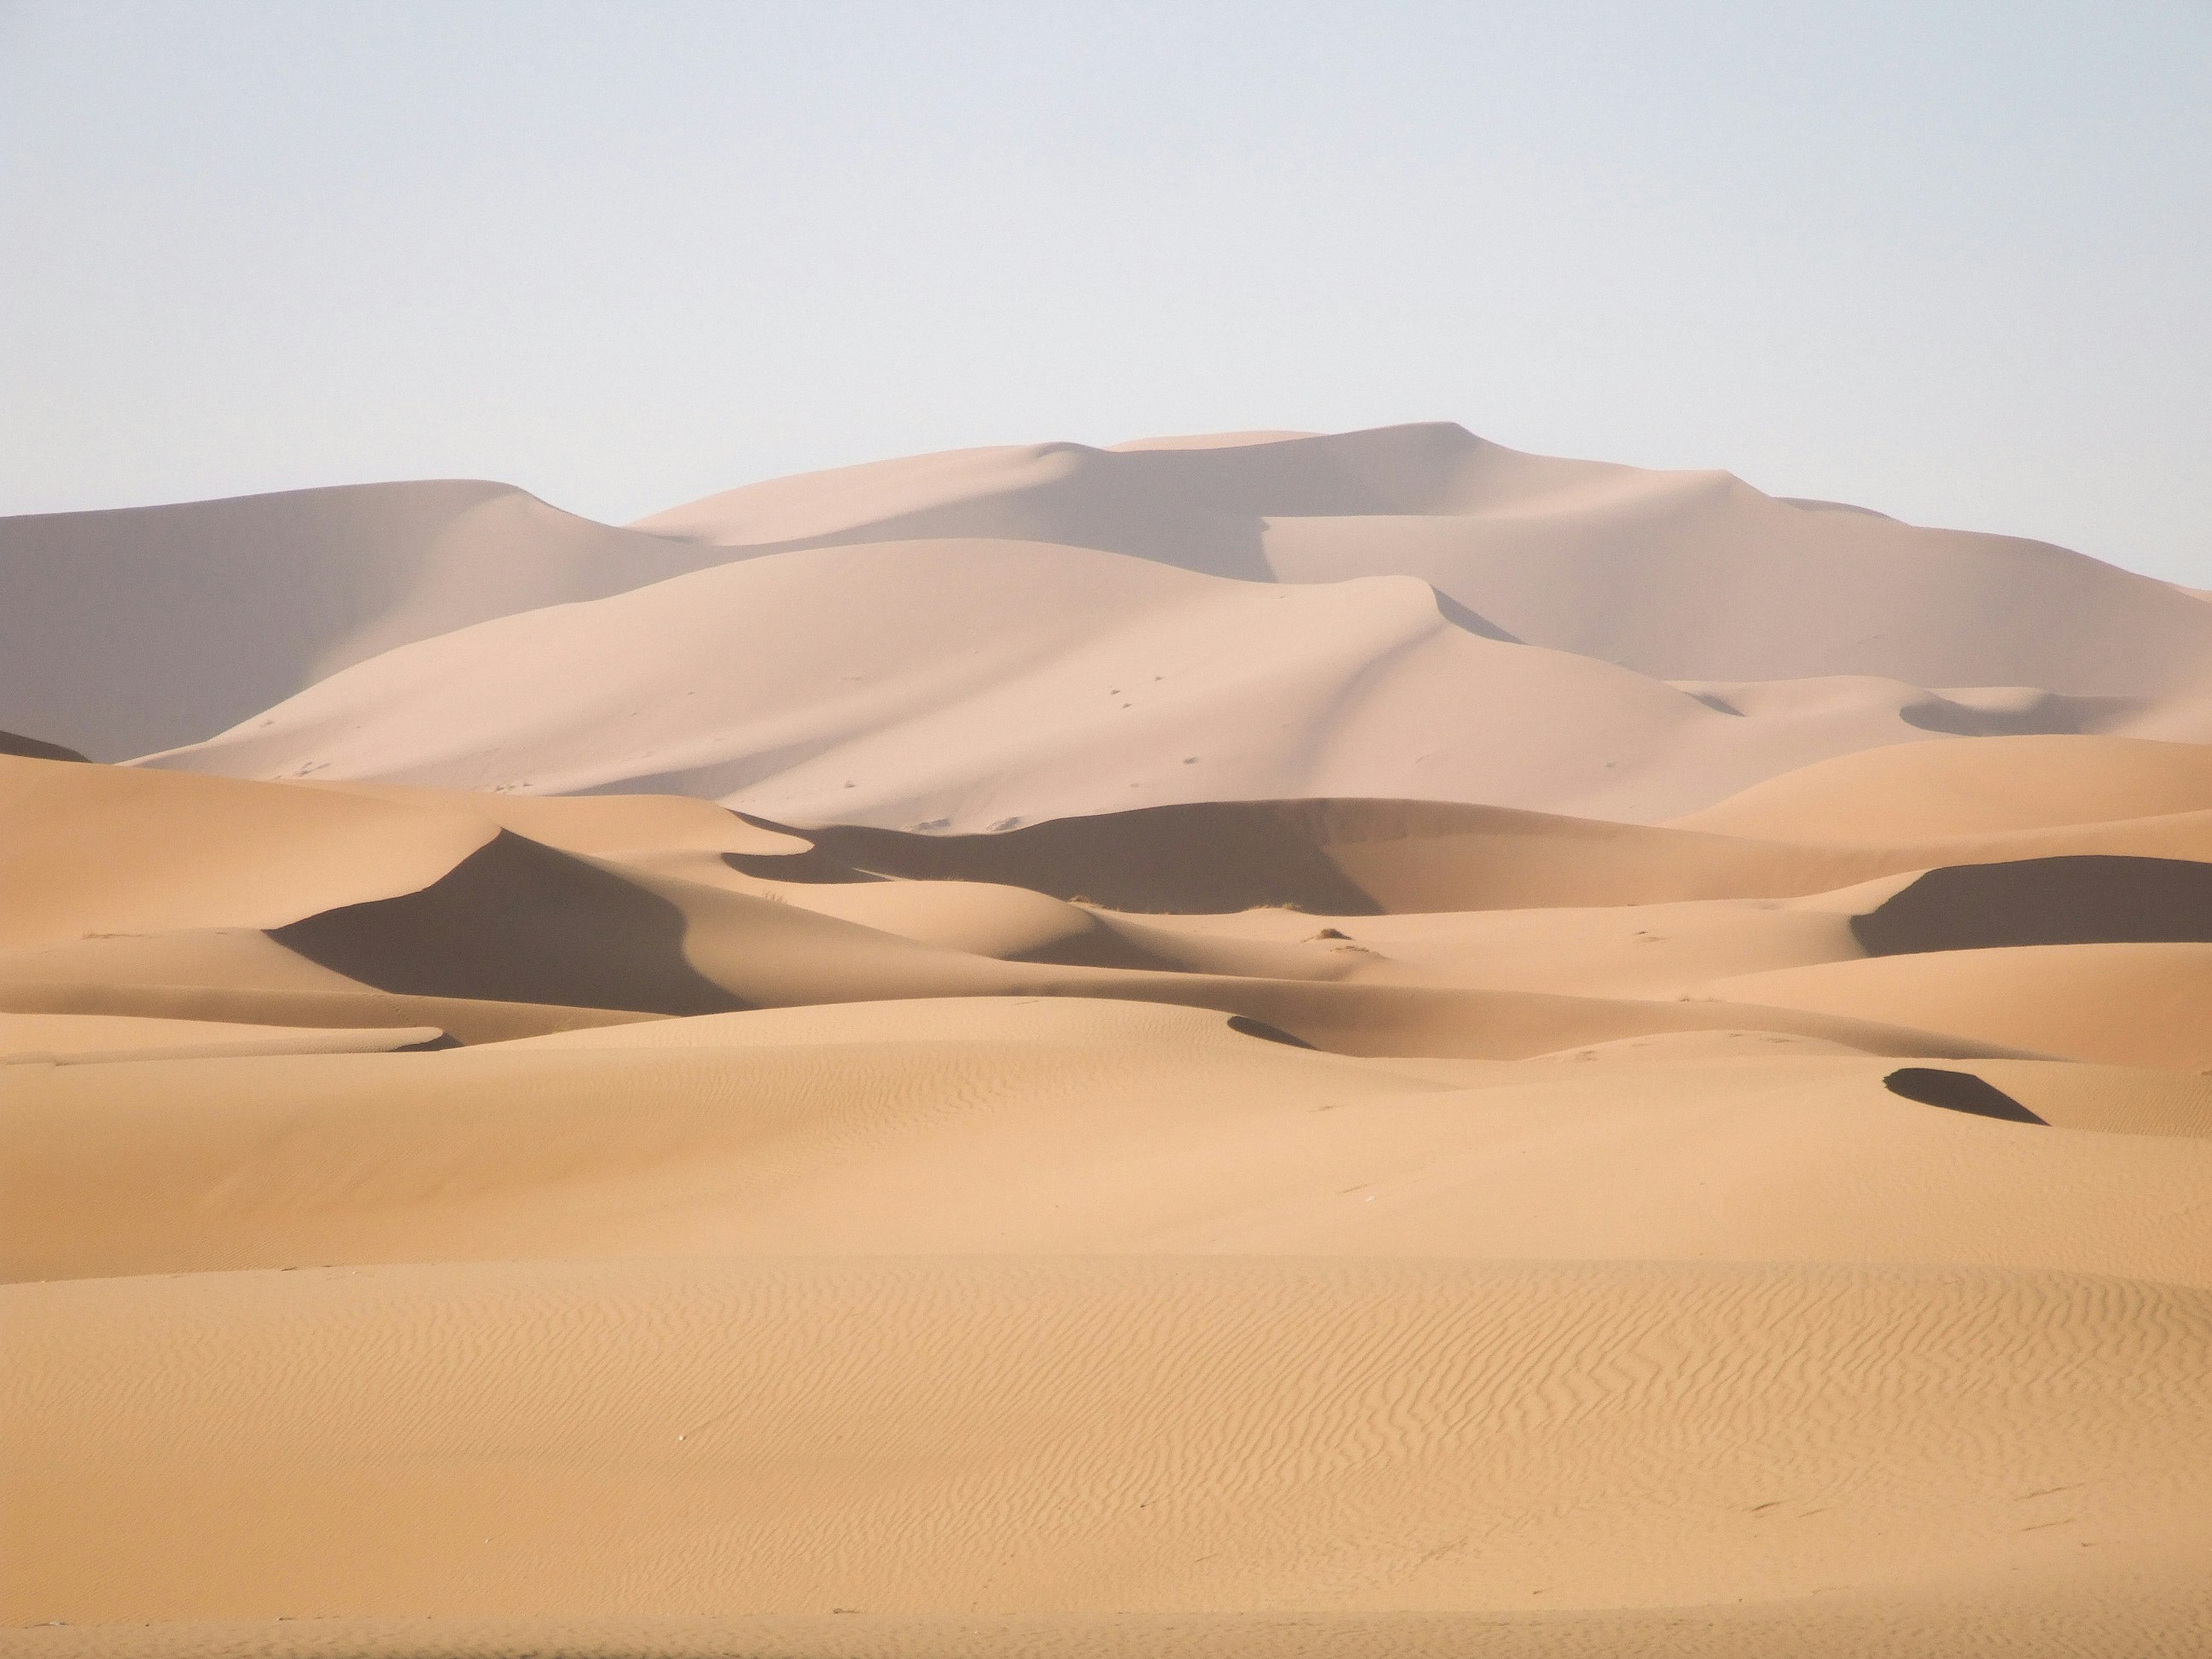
top-left (10, 1001), bottom-right (2209, 1286)
top-left (8, 428), bottom-right (2212, 1657)
top-left (9, 1260), bottom-right (2210, 1636)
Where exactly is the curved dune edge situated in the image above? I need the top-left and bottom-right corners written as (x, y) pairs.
top-left (11, 1004), bottom-right (2210, 1287)
top-left (757, 788), bottom-right (2212, 914)
top-left (103, 420), bottom-right (2212, 833)
top-left (10, 749), bottom-right (2210, 1071)
top-left (1671, 732), bottom-right (2212, 841)
top-left (1705, 942), bottom-right (2212, 1071)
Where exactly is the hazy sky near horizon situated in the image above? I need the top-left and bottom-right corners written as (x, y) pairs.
top-left (3, 2), bottom-right (2208, 584)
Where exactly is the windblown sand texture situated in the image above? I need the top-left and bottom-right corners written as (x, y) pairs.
top-left (4, 426), bottom-right (2211, 1657)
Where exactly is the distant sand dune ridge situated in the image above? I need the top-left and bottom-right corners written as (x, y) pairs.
top-left (2, 424), bottom-right (2192, 822)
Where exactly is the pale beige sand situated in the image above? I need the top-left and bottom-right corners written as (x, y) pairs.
top-left (9, 442), bottom-right (2212, 1657)
top-left (12, 1598), bottom-right (2212, 1659)
top-left (0, 755), bottom-right (493, 948)
top-left (636, 425), bottom-right (2212, 700)
top-left (0, 756), bottom-right (2055, 1061)
top-left (738, 787), bottom-right (2212, 914)
top-left (9, 1260), bottom-right (2210, 1637)
top-left (0, 482), bottom-right (731, 760)
top-left (9, 1002), bottom-right (2209, 1285)
top-left (1673, 731), bottom-right (2212, 840)
top-left (132, 538), bottom-right (2000, 826)
top-left (0, 1010), bottom-right (439, 1064)
top-left (1708, 943), bottom-right (2212, 1071)
top-left (96, 425), bottom-right (2212, 827)
top-left (137, 543), bottom-right (2212, 829)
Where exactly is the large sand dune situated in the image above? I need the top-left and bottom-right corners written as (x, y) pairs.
top-left (0, 482), bottom-right (731, 760)
top-left (6, 424), bottom-right (2197, 822)
top-left (638, 425), bottom-right (2212, 696)
top-left (11, 1259), bottom-right (2210, 1634)
top-left (7, 428), bottom-right (2212, 1656)
top-left (143, 535), bottom-right (2210, 829)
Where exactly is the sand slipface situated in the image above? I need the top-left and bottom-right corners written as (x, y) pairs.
top-left (5, 426), bottom-right (2212, 1658)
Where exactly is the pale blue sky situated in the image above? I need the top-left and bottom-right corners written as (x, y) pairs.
top-left (4, 2), bottom-right (2207, 583)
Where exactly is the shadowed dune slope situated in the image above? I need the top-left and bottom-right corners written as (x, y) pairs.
top-left (777, 796), bottom-right (1863, 914)
top-left (0, 729), bottom-right (87, 763)
top-left (0, 760), bottom-right (2006, 1060)
top-left (1882, 1067), bottom-right (2048, 1125)
top-left (271, 832), bottom-right (746, 1016)
top-left (1852, 856), bottom-right (2212, 954)
top-left (0, 481), bottom-right (731, 760)
top-left (751, 789), bottom-right (2212, 917)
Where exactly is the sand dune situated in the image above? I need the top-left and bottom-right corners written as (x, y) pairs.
top-left (82, 425), bottom-right (2209, 825)
top-left (9, 426), bottom-right (2212, 1657)
top-left (739, 789), bottom-right (2212, 917)
top-left (8, 1259), bottom-right (2209, 1647)
top-left (1674, 732), bottom-right (2212, 840)
top-left (1849, 855), bottom-right (2212, 953)
top-left (0, 754), bottom-right (498, 948)
top-left (0, 976), bottom-right (656, 1046)
top-left (1709, 942), bottom-right (2212, 1071)
top-left (12, 1000), bottom-right (2210, 1287)
top-left (0, 481), bottom-right (733, 761)
top-left (13, 1598), bottom-right (2211, 1659)
top-left (0, 1010), bottom-right (441, 1064)
top-left (137, 552), bottom-right (2212, 831)
top-left (638, 425), bottom-right (2212, 699)
top-left (138, 536), bottom-right (2139, 829)
top-left (3, 755), bottom-right (2007, 1059)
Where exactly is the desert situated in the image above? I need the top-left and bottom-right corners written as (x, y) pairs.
top-left (3, 423), bottom-right (2210, 1658)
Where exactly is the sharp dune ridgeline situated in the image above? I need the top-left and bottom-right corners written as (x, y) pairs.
top-left (4, 424), bottom-right (2211, 1658)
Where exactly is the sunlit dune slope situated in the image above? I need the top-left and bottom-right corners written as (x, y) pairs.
top-left (82, 425), bottom-right (2212, 825)
top-left (143, 538), bottom-right (2116, 828)
top-left (1672, 732), bottom-right (2212, 840)
top-left (638, 424), bottom-right (2212, 699)
top-left (9, 1259), bottom-right (2210, 1632)
top-left (9, 999), bottom-right (2209, 1285)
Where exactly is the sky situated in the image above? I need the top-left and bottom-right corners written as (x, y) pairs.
top-left (3, 1), bottom-right (2208, 585)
